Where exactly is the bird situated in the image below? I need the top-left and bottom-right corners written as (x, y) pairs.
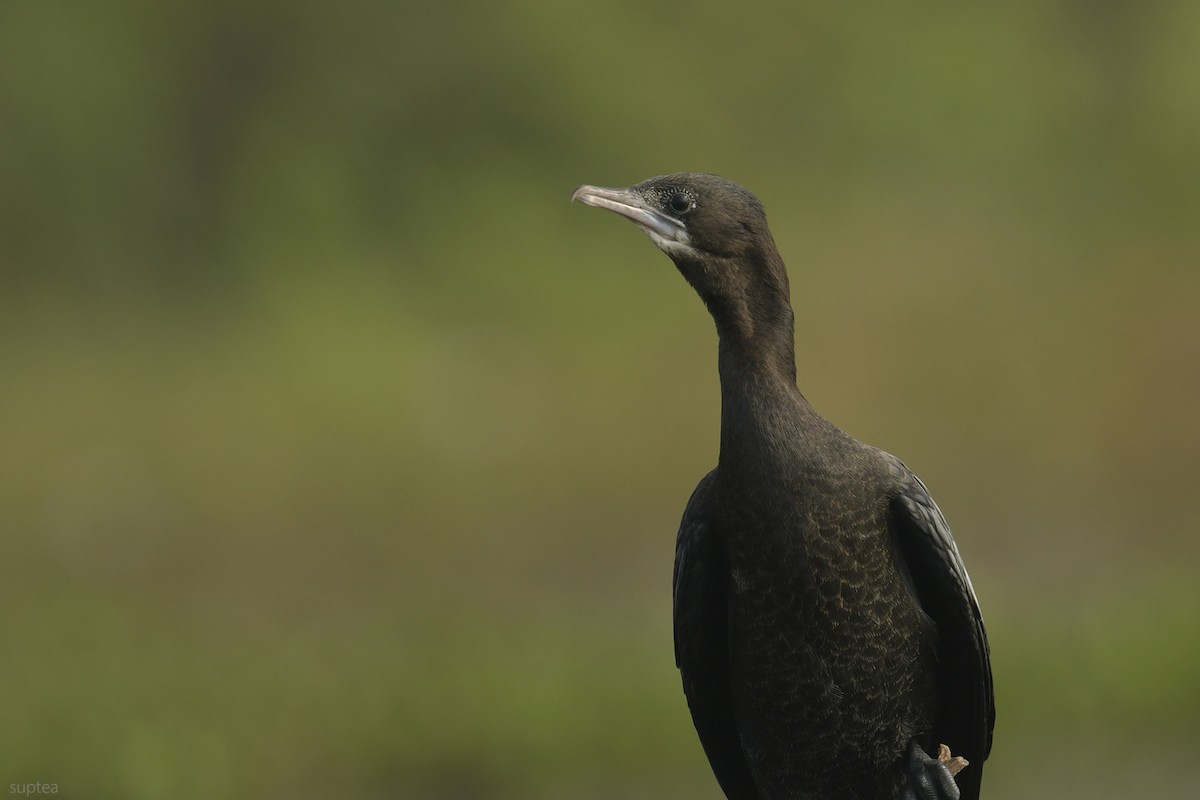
top-left (572, 174), bottom-right (994, 800)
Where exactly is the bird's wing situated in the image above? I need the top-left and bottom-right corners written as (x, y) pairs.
top-left (884, 455), bottom-right (995, 800)
top-left (673, 471), bottom-right (762, 800)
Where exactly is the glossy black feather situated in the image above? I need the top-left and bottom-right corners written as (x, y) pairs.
top-left (885, 456), bottom-right (995, 800)
top-left (673, 472), bottom-right (762, 800)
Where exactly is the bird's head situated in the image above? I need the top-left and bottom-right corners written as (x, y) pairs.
top-left (573, 173), bottom-right (792, 344)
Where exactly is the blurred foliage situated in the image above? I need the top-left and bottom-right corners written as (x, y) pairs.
top-left (2, 2), bottom-right (1199, 799)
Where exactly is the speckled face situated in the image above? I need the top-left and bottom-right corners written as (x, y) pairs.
top-left (632, 181), bottom-right (698, 219)
top-left (631, 174), bottom-right (770, 261)
top-left (573, 173), bottom-right (770, 263)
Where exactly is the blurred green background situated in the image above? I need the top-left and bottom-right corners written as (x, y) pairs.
top-left (3, 2), bottom-right (1198, 798)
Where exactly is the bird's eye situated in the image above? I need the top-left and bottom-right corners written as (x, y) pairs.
top-left (667, 193), bottom-right (693, 214)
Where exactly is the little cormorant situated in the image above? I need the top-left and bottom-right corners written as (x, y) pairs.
top-left (572, 174), bottom-right (994, 800)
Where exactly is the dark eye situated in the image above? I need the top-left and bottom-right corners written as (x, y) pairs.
top-left (667, 193), bottom-right (693, 214)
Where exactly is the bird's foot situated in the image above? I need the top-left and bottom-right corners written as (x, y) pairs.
top-left (900, 741), bottom-right (965, 800)
top-left (934, 743), bottom-right (968, 777)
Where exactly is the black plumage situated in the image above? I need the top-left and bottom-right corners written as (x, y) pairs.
top-left (572, 174), bottom-right (994, 800)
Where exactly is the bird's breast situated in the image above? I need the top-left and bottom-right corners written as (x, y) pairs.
top-left (716, 472), bottom-right (936, 796)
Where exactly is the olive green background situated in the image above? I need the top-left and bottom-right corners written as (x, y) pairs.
top-left (3, 3), bottom-right (1198, 798)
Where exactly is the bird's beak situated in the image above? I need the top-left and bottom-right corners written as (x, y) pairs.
top-left (572, 184), bottom-right (688, 244)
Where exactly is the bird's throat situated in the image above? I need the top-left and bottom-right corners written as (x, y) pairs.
top-left (715, 321), bottom-right (819, 473)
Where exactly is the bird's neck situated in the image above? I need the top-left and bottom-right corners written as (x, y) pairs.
top-left (682, 245), bottom-right (829, 468)
top-left (715, 300), bottom-right (825, 470)
top-left (716, 317), bottom-right (797, 388)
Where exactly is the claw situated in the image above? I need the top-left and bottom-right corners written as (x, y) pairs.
top-left (936, 743), bottom-right (969, 777)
